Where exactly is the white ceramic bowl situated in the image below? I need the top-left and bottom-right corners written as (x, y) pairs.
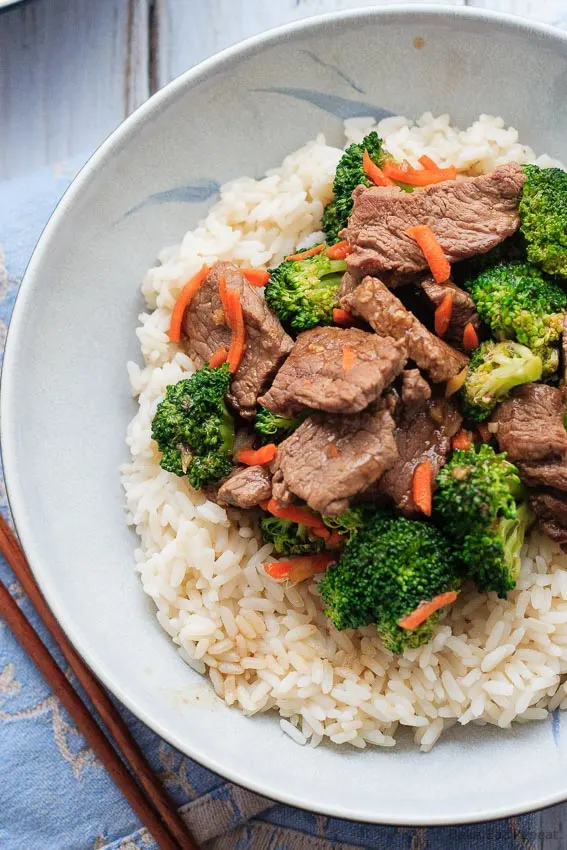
top-left (4, 5), bottom-right (567, 826)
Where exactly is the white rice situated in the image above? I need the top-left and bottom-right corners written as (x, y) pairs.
top-left (122, 113), bottom-right (567, 751)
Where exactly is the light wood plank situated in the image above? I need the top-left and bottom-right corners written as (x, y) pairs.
top-left (468, 0), bottom-right (567, 27)
top-left (0, 0), bottom-right (150, 180)
top-left (152, 0), bottom-right (465, 89)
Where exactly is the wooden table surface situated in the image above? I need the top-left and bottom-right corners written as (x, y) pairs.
top-left (1, 0), bottom-right (567, 181)
top-left (2, 1), bottom-right (567, 846)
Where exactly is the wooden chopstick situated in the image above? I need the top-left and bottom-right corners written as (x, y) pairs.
top-left (0, 515), bottom-right (198, 850)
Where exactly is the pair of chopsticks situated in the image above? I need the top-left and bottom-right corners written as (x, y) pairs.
top-left (0, 514), bottom-right (198, 850)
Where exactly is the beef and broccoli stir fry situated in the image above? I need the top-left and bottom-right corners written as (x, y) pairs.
top-left (151, 131), bottom-right (567, 654)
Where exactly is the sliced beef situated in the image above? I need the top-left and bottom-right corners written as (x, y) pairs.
top-left (338, 268), bottom-right (362, 301)
top-left (491, 384), bottom-right (567, 464)
top-left (258, 326), bottom-right (407, 417)
top-left (517, 461), bottom-right (567, 492)
top-left (271, 401), bottom-right (398, 515)
top-left (182, 261), bottom-right (293, 417)
top-left (401, 369), bottom-right (431, 420)
top-left (343, 163), bottom-right (526, 277)
top-left (419, 277), bottom-right (481, 347)
top-left (217, 465), bottom-right (272, 508)
top-left (342, 276), bottom-right (468, 383)
top-left (530, 491), bottom-right (567, 548)
top-left (378, 397), bottom-right (462, 516)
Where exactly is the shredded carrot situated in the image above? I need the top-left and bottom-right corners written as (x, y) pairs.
top-left (445, 367), bottom-right (468, 398)
top-left (225, 289), bottom-right (246, 373)
top-left (237, 444), bottom-right (277, 466)
top-left (326, 240), bottom-right (352, 260)
top-left (286, 243), bottom-right (325, 261)
top-left (310, 525), bottom-right (331, 540)
top-left (333, 308), bottom-right (355, 326)
top-left (398, 591), bottom-right (459, 631)
top-left (342, 345), bottom-right (356, 372)
top-left (169, 264), bottom-right (210, 342)
top-left (383, 160), bottom-right (457, 186)
top-left (452, 429), bottom-right (473, 451)
top-left (209, 346), bottom-right (228, 368)
top-left (407, 224), bottom-right (451, 283)
top-left (412, 459), bottom-right (433, 516)
top-left (264, 499), bottom-right (326, 531)
top-left (327, 443), bottom-right (341, 458)
top-left (241, 268), bottom-right (270, 287)
top-left (218, 273), bottom-right (230, 317)
top-left (362, 150), bottom-right (395, 187)
top-left (418, 154), bottom-right (441, 171)
top-left (434, 291), bottom-right (454, 337)
top-left (326, 530), bottom-right (346, 549)
top-left (264, 553), bottom-right (335, 583)
top-left (477, 422), bottom-right (492, 443)
top-left (463, 322), bottom-right (479, 353)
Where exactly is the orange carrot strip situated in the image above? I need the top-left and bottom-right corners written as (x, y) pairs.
top-left (264, 553), bottom-right (336, 583)
top-left (326, 240), bottom-right (352, 260)
top-left (237, 444), bottom-right (277, 466)
top-left (326, 530), bottom-right (346, 549)
top-left (285, 243), bottom-right (325, 261)
top-left (311, 526), bottom-right (331, 540)
top-left (445, 367), bottom-right (468, 398)
top-left (241, 268), bottom-right (270, 287)
top-left (342, 345), bottom-right (356, 372)
top-left (225, 289), bottom-right (246, 374)
top-left (169, 263), bottom-right (210, 342)
top-left (452, 429), bottom-right (473, 451)
top-left (412, 459), bottom-right (433, 516)
top-left (434, 291), bottom-right (454, 337)
top-left (333, 308), bottom-right (355, 326)
top-left (218, 273), bottom-right (230, 318)
top-left (398, 591), bottom-right (459, 631)
top-left (265, 499), bottom-right (326, 531)
top-left (264, 562), bottom-right (294, 579)
top-left (407, 224), bottom-right (451, 284)
top-left (209, 346), bottom-right (228, 368)
top-left (362, 150), bottom-right (395, 187)
top-left (463, 322), bottom-right (479, 353)
top-left (327, 443), bottom-right (341, 458)
top-left (418, 154), bottom-right (441, 171)
top-left (477, 422), bottom-right (492, 443)
top-left (383, 161), bottom-right (457, 186)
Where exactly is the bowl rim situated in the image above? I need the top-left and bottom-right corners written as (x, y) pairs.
top-left (4, 3), bottom-right (567, 827)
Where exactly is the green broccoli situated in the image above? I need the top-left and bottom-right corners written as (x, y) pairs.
top-left (318, 511), bottom-right (463, 653)
top-left (461, 340), bottom-right (543, 422)
top-left (265, 252), bottom-right (347, 331)
top-left (434, 444), bottom-right (531, 597)
top-left (519, 165), bottom-right (567, 278)
top-left (465, 261), bottom-right (566, 375)
top-left (151, 363), bottom-right (234, 489)
top-left (260, 516), bottom-right (326, 556)
top-left (253, 406), bottom-right (308, 445)
top-left (322, 130), bottom-right (388, 244)
top-left (322, 503), bottom-right (376, 542)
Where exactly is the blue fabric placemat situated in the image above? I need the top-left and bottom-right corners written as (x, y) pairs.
top-left (0, 158), bottom-right (555, 849)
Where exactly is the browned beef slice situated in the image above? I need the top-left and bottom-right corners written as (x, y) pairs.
top-left (258, 327), bottom-right (407, 417)
top-left (419, 277), bottom-right (481, 347)
top-left (182, 261), bottom-right (293, 417)
top-left (517, 462), bottom-right (567, 492)
top-left (217, 465), bottom-right (272, 508)
top-left (338, 269), bottom-right (362, 301)
top-left (342, 163), bottom-right (526, 277)
top-left (271, 402), bottom-right (398, 515)
top-left (530, 491), bottom-right (567, 546)
top-left (378, 397), bottom-right (462, 516)
top-left (401, 369), bottom-right (431, 420)
top-left (342, 276), bottom-right (468, 382)
top-left (491, 384), bottom-right (567, 464)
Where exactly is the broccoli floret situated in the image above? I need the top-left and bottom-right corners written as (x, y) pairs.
top-left (434, 444), bottom-right (531, 597)
top-left (322, 131), bottom-right (388, 244)
top-left (265, 252), bottom-right (347, 331)
top-left (151, 363), bottom-right (234, 489)
top-left (520, 165), bottom-right (567, 278)
top-left (461, 340), bottom-right (543, 422)
top-left (318, 511), bottom-right (462, 653)
top-left (322, 503), bottom-right (376, 543)
top-left (260, 516), bottom-right (326, 556)
top-left (253, 406), bottom-right (308, 445)
top-left (465, 261), bottom-right (566, 375)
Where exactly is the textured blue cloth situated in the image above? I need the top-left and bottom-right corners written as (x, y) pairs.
top-left (0, 159), bottom-right (556, 850)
